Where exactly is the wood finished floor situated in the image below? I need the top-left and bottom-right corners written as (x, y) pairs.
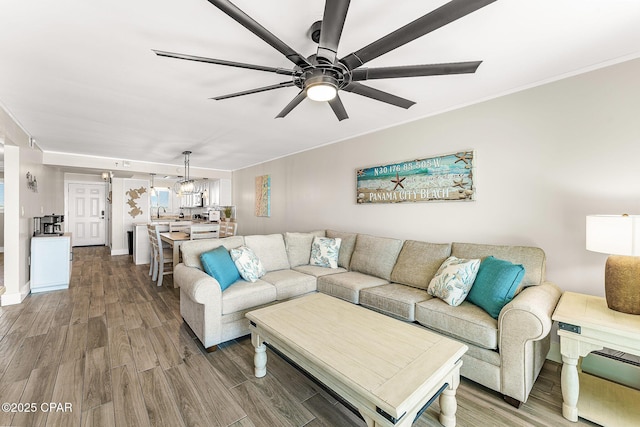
top-left (0, 246), bottom-right (598, 427)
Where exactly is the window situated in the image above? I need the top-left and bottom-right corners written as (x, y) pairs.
top-left (150, 187), bottom-right (170, 210)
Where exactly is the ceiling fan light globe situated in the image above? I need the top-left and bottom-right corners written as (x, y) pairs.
top-left (307, 83), bottom-right (337, 102)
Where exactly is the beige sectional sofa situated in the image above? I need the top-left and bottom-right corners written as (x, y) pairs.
top-left (175, 230), bottom-right (561, 406)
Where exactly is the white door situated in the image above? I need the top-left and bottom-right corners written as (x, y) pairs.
top-left (68, 183), bottom-right (106, 246)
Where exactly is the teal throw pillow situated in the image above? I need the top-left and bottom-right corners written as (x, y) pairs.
top-left (200, 246), bottom-right (240, 290)
top-left (467, 256), bottom-right (525, 319)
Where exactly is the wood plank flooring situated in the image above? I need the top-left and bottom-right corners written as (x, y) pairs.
top-left (0, 246), bottom-right (598, 427)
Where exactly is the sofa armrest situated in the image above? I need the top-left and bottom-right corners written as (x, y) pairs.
top-left (498, 281), bottom-right (562, 402)
top-left (175, 263), bottom-right (222, 305)
top-left (175, 263), bottom-right (223, 349)
top-left (499, 281), bottom-right (561, 341)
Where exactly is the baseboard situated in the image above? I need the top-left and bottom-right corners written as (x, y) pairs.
top-left (0, 246), bottom-right (4, 252)
top-left (110, 248), bottom-right (129, 256)
top-left (1, 288), bottom-right (29, 306)
top-left (547, 341), bottom-right (640, 390)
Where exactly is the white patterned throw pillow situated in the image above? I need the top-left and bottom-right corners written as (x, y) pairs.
top-left (310, 237), bottom-right (342, 269)
top-left (428, 256), bottom-right (481, 306)
top-left (229, 246), bottom-right (266, 282)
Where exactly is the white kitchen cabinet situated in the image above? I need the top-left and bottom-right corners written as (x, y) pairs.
top-left (30, 233), bottom-right (73, 293)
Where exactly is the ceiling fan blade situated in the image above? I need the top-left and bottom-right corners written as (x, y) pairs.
top-left (352, 61), bottom-right (482, 81)
top-left (340, 0), bottom-right (496, 70)
top-left (317, 0), bottom-right (351, 64)
top-left (212, 81), bottom-right (296, 101)
top-left (152, 50), bottom-right (297, 76)
top-left (206, 0), bottom-right (312, 69)
top-left (342, 82), bottom-right (415, 109)
top-left (276, 90), bottom-right (307, 118)
top-left (328, 94), bottom-right (349, 121)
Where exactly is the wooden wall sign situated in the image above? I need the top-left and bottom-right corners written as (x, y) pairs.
top-left (356, 151), bottom-right (475, 204)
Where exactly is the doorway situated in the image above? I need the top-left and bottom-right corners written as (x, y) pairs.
top-left (67, 183), bottom-right (106, 246)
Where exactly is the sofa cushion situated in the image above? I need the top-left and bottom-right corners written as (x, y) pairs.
top-left (428, 256), bottom-right (480, 306)
top-left (467, 256), bottom-right (525, 319)
top-left (317, 271), bottom-right (389, 304)
top-left (285, 231), bottom-right (326, 267)
top-left (180, 236), bottom-right (245, 270)
top-left (451, 242), bottom-right (545, 288)
top-left (326, 230), bottom-right (357, 269)
top-left (221, 279), bottom-right (277, 315)
top-left (200, 246), bottom-right (240, 290)
top-left (310, 236), bottom-right (342, 269)
top-left (360, 283), bottom-right (432, 321)
top-left (292, 265), bottom-right (348, 277)
top-left (229, 246), bottom-right (266, 282)
top-left (261, 270), bottom-right (317, 300)
top-left (390, 240), bottom-right (452, 290)
top-left (245, 234), bottom-right (291, 272)
top-left (349, 234), bottom-right (403, 280)
top-left (415, 298), bottom-right (498, 350)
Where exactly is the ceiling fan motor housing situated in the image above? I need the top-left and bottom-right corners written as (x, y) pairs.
top-left (295, 55), bottom-right (351, 89)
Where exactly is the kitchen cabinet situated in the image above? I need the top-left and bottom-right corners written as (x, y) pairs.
top-left (180, 192), bottom-right (204, 208)
top-left (30, 233), bottom-right (73, 293)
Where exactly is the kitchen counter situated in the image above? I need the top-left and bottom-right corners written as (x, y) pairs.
top-left (150, 218), bottom-right (214, 224)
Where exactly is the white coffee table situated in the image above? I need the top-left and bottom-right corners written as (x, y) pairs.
top-left (246, 293), bottom-right (468, 427)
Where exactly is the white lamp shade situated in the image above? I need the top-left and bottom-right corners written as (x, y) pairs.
top-left (586, 215), bottom-right (640, 255)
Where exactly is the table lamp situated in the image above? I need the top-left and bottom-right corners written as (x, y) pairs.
top-left (586, 214), bottom-right (640, 314)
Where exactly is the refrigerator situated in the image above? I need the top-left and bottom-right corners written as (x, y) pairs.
top-left (30, 233), bottom-right (73, 293)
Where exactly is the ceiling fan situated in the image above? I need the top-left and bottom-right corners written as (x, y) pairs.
top-left (154, 0), bottom-right (496, 121)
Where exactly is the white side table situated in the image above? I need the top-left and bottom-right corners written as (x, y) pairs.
top-left (552, 291), bottom-right (640, 426)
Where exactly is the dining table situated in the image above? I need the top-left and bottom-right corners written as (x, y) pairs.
top-left (159, 231), bottom-right (190, 284)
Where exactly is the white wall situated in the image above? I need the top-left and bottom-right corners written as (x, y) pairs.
top-left (233, 57), bottom-right (640, 297)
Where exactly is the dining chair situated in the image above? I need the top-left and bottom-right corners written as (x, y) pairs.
top-left (147, 225), bottom-right (157, 278)
top-left (153, 225), bottom-right (173, 287)
top-left (169, 221), bottom-right (192, 233)
top-left (220, 222), bottom-right (237, 238)
top-left (189, 223), bottom-right (220, 240)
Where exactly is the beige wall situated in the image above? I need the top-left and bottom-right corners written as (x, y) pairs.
top-left (233, 57), bottom-right (640, 297)
top-left (0, 172), bottom-right (4, 250)
top-left (1, 105), bottom-right (64, 304)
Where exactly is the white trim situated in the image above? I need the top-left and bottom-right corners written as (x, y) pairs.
top-left (1, 283), bottom-right (30, 306)
top-left (0, 99), bottom-right (31, 139)
top-left (111, 249), bottom-right (128, 256)
top-left (0, 247), bottom-right (4, 252)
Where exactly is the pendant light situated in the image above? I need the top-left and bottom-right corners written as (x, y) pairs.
top-left (150, 173), bottom-right (156, 196)
top-left (174, 151), bottom-right (197, 194)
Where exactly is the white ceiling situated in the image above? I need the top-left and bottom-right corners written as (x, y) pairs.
top-left (1, 0), bottom-right (640, 171)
